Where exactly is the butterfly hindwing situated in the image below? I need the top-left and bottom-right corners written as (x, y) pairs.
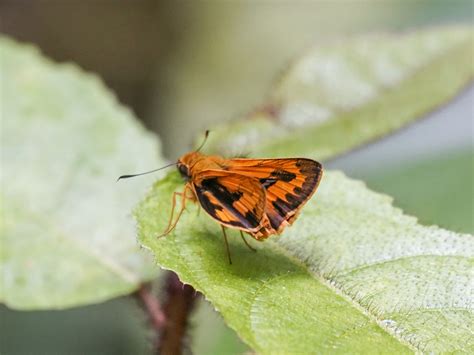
top-left (193, 171), bottom-right (267, 231)
top-left (226, 158), bottom-right (323, 233)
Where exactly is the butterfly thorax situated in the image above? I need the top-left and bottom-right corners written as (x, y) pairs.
top-left (177, 152), bottom-right (225, 181)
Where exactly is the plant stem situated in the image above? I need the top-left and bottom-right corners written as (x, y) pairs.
top-left (159, 271), bottom-right (198, 355)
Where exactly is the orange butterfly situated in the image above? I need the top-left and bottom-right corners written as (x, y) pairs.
top-left (119, 132), bottom-right (323, 263)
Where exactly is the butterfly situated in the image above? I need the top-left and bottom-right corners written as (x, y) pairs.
top-left (119, 131), bottom-right (323, 263)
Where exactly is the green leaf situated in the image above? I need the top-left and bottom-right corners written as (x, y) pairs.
top-left (205, 26), bottom-right (473, 159)
top-left (136, 27), bottom-right (474, 353)
top-left (0, 37), bottom-right (164, 309)
top-left (137, 171), bottom-right (473, 353)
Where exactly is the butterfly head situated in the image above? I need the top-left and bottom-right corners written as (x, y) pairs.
top-left (177, 161), bottom-right (190, 181)
top-left (177, 151), bottom-right (204, 181)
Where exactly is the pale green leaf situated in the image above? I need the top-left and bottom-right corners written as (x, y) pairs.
top-left (205, 26), bottom-right (474, 159)
top-left (0, 37), bottom-right (164, 309)
top-left (136, 171), bottom-right (473, 353)
top-left (136, 27), bottom-right (474, 353)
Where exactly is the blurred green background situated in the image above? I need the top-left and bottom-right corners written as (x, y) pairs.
top-left (1, 1), bottom-right (472, 354)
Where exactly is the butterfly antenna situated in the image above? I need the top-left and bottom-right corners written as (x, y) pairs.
top-left (117, 162), bottom-right (177, 181)
top-left (195, 130), bottom-right (210, 153)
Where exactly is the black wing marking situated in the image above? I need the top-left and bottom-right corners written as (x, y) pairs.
top-left (194, 173), bottom-right (266, 231)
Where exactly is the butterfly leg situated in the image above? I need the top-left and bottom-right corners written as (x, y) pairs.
top-left (157, 185), bottom-right (191, 238)
top-left (239, 231), bottom-right (257, 252)
top-left (221, 226), bottom-right (232, 265)
top-left (161, 192), bottom-right (180, 233)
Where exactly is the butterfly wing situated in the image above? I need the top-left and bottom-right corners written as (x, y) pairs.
top-left (192, 171), bottom-right (267, 232)
top-left (225, 158), bottom-right (323, 234)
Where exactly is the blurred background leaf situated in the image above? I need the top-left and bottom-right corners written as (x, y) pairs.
top-left (0, 37), bottom-right (163, 310)
top-left (204, 27), bottom-right (473, 159)
top-left (146, 0), bottom-right (474, 159)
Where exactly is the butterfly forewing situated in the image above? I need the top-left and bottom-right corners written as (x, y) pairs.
top-left (193, 171), bottom-right (267, 231)
top-left (226, 158), bottom-right (323, 234)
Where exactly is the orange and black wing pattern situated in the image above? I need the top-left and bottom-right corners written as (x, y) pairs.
top-left (192, 171), bottom-right (267, 232)
top-left (225, 158), bottom-right (323, 238)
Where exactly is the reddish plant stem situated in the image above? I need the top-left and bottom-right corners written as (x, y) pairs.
top-left (159, 272), bottom-right (199, 355)
top-left (136, 273), bottom-right (198, 354)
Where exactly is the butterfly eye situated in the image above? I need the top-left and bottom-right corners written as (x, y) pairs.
top-left (178, 164), bottom-right (190, 180)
